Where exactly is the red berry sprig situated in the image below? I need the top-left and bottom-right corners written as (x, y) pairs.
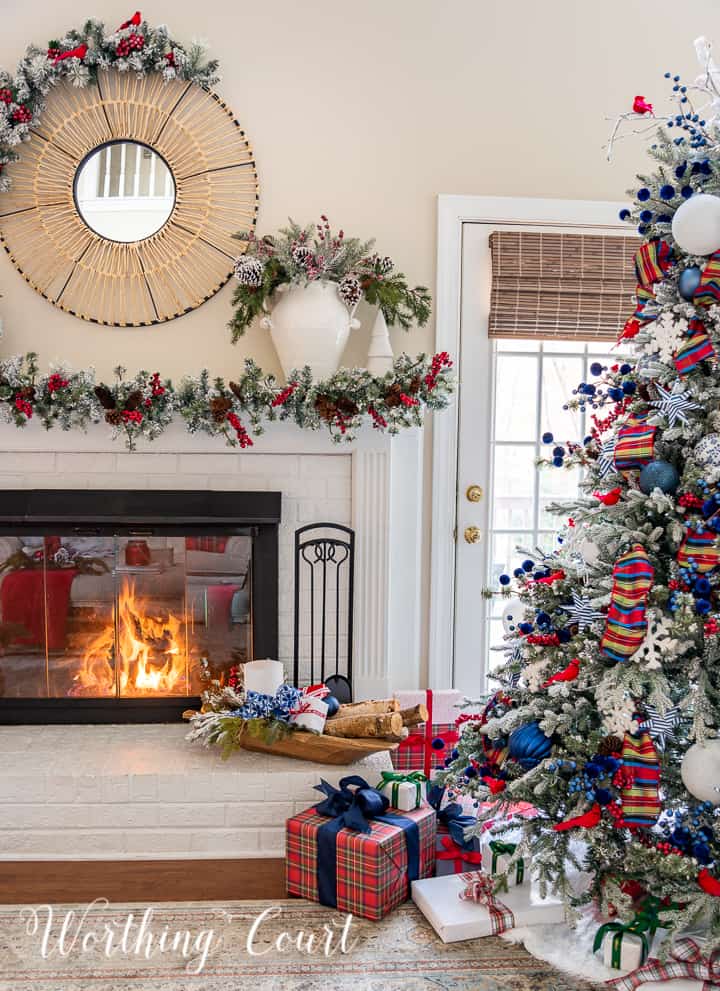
top-left (424, 351), bottom-right (453, 390)
top-left (705, 617), bottom-right (719, 636)
top-left (271, 381), bottom-right (298, 407)
top-left (678, 493), bottom-right (704, 509)
top-left (121, 410), bottom-right (143, 424)
top-left (150, 372), bottom-right (165, 397)
top-left (227, 412), bottom-right (253, 448)
top-left (11, 105), bottom-right (32, 124)
top-left (46, 373), bottom-right (69, 394)
top-left (0, 88), bottom-right (13, 104)
top-left (368, 406), bottom-right (387, 430)
top-left (14, 397), bottom-right (32, 418)
top-left (399, 393), bottom-right (420, 407)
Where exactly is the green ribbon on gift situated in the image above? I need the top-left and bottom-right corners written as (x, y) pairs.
top-left (489, 840), bottom-right (525, 887)
top-left (593, 909), bottom-right (657, 970)
top-left (377, 770), bottom-right (427, 809)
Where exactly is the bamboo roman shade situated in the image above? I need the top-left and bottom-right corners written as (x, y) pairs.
top-left (488, 231), bottom-right (640, 341)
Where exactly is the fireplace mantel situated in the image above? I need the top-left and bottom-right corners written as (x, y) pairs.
top-left (0, 419), bottom-right (424, 698)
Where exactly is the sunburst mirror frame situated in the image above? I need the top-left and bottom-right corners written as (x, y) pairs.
top-left (0, 71), bottom-right (258, 326)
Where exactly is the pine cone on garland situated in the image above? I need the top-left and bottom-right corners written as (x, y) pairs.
top-left (210, 396), bottom-right (232, 423)
top-left (233, 256), bottom-right (264, 288)
top-left (124, 390), bottom-right (143, 412)
top-left (228, 381), bottom-right (244, 402)
top-left (384, 383), bottom-right (404, 408)
top-left (17, 386), bottom-right (36, 402)
top-left (598, 734), bottom-right (624, 756)
top-left (105, 409), bottom-right (123, 426)
top-left (94, 385), bottom-right (116, 410)
top-left (314, 395), bottom-right (359, 423)
top-left (408, 375), bottom-right (422, 395)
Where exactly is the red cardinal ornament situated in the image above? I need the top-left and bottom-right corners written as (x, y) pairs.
top-left (553, 803), bottom-right (602, 832)
top-left (619, 318), bottom-right (642, 341)
top-left (698, 868), bottom-right (720, 896)
top-left (633, 95), bottom-right (654, 115)
top-left (118, 11), bottom-right (142, 30)
top-left (542, 657), bottom-right (580, 689)
top-left (482, 776), bottom-right (506, 795)
top-left (52, 44), bottom-right (88, 63)
top-left (594, 487), bottom-right (622, 506)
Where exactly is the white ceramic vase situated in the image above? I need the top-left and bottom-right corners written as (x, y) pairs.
top-left (260, 281), bottom-right (360, 381)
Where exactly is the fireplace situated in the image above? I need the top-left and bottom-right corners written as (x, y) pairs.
top-left (0, 490), bottom-right (280, 724)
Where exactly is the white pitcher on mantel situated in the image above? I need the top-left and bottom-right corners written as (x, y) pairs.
top-left (260, 281), bottom-right (361, 381)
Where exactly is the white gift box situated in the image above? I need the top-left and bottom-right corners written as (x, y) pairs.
top-left (289, 696), bottom-right (328, 733)
top-left (480, 835), bottom-right (527, 887)
top-left (600, 929), bottom-right (649, 972)
top-left (637, 982), bottom-right (704, 990)
top-left (243, 659), bottom-right (285, 696)
top-left (378, 777), bottom-right (427, 811)
top-left (394, 689), bottom-right (467, 726)
top-left (411, 872), bottom-right (564, 943)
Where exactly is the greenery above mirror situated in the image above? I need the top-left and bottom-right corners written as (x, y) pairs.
top-left (0, 13), bottom-right (219, 189)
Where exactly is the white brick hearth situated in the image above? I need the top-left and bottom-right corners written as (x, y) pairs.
top-left (0, 724), bottom-right (392, 860)
top-left (0, 419), bottom-right (423, 861)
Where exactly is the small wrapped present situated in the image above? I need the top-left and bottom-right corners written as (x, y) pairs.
top-left (428, 784), bottom-right (482, 876)
top-left (480, 837), bottom-right (526, 888)
top-left (594, 905), bottom-right (658, 972)
top-left (411, 870), bottom-right (564, 943)
top-left (286, 774), bottom-right (436, 921)
top-left (288, 683), bottom-right (329, 733)
top-left (391, 690), bottom-right (465, 775)
top-left (377, 770), bottom-right (428, 811)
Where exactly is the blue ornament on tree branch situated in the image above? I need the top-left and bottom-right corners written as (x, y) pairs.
top-left (508, 722), bottom-right (553, 769)
top-left (639, 460), bottom-right (680, 494)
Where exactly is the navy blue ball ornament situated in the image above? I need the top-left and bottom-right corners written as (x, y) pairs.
top-left (325, 694), bottom-right (340, 717)
top-left (638, 460), bottom-right (679, 495)
top-left (508, 722), bottom-right (553, 769)
top-left (678, 266), bottom-right (702, 300)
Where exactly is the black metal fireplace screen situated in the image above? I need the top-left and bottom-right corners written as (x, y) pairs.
top-left (0, 490), bottom-right (280, 724)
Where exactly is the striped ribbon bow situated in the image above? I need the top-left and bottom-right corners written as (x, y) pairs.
top-left (459, 871), bottom-right (515, 935)
top-left (609, 936), bottom-right (720, 989)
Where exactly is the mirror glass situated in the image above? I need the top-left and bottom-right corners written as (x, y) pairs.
top-left (74, 141), bottom-right (175, 242)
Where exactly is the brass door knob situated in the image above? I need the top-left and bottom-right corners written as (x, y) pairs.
top-left (466, 485), bottom-right (483, 503)
top-left (464, 525), bottom-right (482, 544)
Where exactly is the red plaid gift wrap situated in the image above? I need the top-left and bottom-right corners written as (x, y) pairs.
top-left (391, 721), bottom-right (458, 772)
top-left (435, 821), bottom-right (482, 876)
top-left (286, 804), bottom-right (436, 921)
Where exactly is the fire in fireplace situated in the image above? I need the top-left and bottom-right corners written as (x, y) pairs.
top-left (0, 490), bottom-right (280, 723)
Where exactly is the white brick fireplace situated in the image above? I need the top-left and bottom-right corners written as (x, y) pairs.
top-left (0, 419), bottom-right (424, 861)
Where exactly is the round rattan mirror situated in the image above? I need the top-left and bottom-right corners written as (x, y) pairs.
top-left (0, 71), bottom-right (258, 326)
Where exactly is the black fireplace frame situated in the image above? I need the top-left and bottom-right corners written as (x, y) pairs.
top-left (0, 489), bottom-right (281, 725)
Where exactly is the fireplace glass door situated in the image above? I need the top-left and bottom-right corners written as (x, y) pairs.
top-left (0, 533), bottom-right (253, 699)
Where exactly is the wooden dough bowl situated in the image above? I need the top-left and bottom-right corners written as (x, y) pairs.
top-left (238, 730), bottom-right (399, 765)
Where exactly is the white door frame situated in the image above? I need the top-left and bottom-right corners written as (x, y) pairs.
top-left (428, 194), bottom-right (628, 689)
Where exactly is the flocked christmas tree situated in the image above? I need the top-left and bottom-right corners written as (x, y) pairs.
top-left (439, 40), bottom-right (720, 943)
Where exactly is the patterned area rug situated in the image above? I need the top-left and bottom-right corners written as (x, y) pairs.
top-left (0, 899), bottom-right (604, 991)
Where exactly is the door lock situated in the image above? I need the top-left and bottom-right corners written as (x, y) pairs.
top-left (463, 525), bottom-right (482, 545)
top-left (466, 485), bottom-right (483, 503)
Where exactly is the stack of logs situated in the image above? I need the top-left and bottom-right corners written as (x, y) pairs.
top-left (323, 698), bottom-right (427, 742)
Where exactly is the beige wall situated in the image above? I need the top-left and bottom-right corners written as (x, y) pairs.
top-left (1, 0), bottom-right (718, 685)
top-left (1, 0), bottom-right (717, 375)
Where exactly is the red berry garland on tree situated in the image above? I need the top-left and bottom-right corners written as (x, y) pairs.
top-left (0, 89), bottom-right (12, 104)
top-left (11, 105), bottom-right (32, 124)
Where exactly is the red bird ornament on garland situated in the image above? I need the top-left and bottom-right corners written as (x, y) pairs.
top-left (594, 487), bottom-right (623, 506)
top-left (118, 11), bottom-right (142, 30)
top-left (553, 803), bottom-right (602, 832)
top-left (542, 657), bottom-right (580, 689)
top-left (698, 868), bottom-right (720, 897)
top-left (632, 95), bottom-right (654, 115)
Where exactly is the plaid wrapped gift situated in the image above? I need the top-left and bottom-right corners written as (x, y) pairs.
top-left (286, 784), bottom-right (435, 921)
top-left (427, 784), bottom-right (482, 876)
top-left (458, 871), bottom-right (515, 935)
top-left (391, 689), bottom-right (467, 775)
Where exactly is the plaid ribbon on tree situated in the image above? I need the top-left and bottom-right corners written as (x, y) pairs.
top-left (458, 871), bottom-right (515, 935)
top-left (677, 526), bottom-right (720, 574)
top-left (634, 239), bottom-right (673, 287)
top-left (609, 936), bottom-right (720, 989)
top-left (633, 284), bottom-right (657, 322)
top-left (618, 731), bottom-right (661, 827)
top-left (600, 544), bottom-right (654, 663)
top-left (674, 319), bottom-right (716, 376)
top-left (694, 250), bottom-right (720, 307)
top-left (613, 412), bottom-right (656, 472)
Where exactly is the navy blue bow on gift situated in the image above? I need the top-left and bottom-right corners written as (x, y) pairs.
top-left (427, 783), bottom-right (478, 852)
top-left (314, 775), bottom-right (390, 833)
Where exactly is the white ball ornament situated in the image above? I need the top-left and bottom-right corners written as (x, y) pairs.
top-left (579, 537), bottom-right (601, 566)
top-left (502, 598), bottom-right (527, 635)
top-left (694, 433), bottom-right (720, 469)
top-left (681, 741), bottom-right (720, 805)
top-left (671, 193), bottom-right (720, 256)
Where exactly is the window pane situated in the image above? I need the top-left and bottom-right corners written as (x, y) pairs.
top-left (497, 339), bottom-right (540, 352)
top-left (539, 463), bottom-right (581, 528)
top-left (489, 531), bottom-right (534, 586)
top-left (492, 446), bottom-right (537, 529)
top-left (495, 356), bottom-right (538, 441)
top-left (540, 355), bottom-right (584, 444)
top-left (543, 340), bottom-right (585, 353)
top-left (487, 620), bottom-right (507, 672)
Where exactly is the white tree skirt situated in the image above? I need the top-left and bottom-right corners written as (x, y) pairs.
top-left (502, 909), bottom-right (702, 990)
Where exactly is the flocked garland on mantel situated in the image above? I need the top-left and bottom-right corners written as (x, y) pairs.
top-left (0, 352), bottom-right (454, 451)
top-left (0, 15), bottom-right (454, 450)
